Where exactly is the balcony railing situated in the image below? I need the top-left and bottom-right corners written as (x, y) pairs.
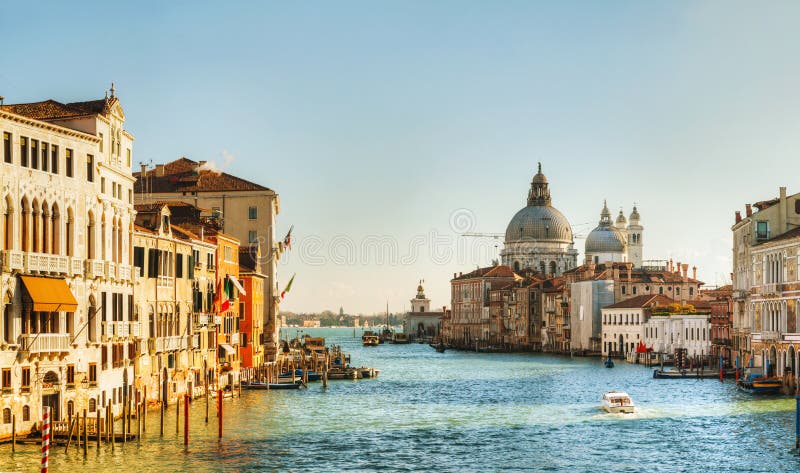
top-left (105, 261), bottom-right (118, 280)
top-left (155, 335), bottom-right (185, 352)
top-left (194, 313), bottom-right (209, 327)
top-left (1, 250), bottom-right (24, 271)
top-left (102, 321), bottom-right (142, 338)
top-left (25, 252), bottom-right (69, 274)
top-left (70, 257), bottom-right (83, 276)
top-left (85, 259), bottom-right (105, 279)
top-left (118, 264), bottom-right (132, 282)
top-left (157, 276), bottom-right (174, 288)
top-left (18, 333), bottom-right (70, 354)
top-left (761, 331), bottom-right (781, 342)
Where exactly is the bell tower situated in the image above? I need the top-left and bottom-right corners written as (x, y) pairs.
top-left (627, 205), bottom-right (643, 268)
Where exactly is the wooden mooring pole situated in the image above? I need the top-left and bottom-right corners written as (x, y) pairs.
top-left (184, 394), bottom-right (189, 446)
top-left (82, 410), bottom-right (88, 457)
top-left (11, 414), bottom-right (15, 452)
top-left (176, 395), bottom-right (180, 435)
top-left (217, 389), bottom-right (223, 439)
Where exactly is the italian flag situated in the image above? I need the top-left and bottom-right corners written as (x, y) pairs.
top-left (281, 274), bottom-right (296, 300)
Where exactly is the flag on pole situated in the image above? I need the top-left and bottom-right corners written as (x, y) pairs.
top-left (281, 274), bottom-right (296, 300)
top-left (283, 225), bottom-right (294, 251)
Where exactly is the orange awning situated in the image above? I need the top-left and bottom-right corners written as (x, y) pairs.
top-left (20, 276), bottom-right (78, 312)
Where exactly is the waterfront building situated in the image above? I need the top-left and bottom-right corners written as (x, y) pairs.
top-left (731, 187), bottom-right (800, 386)
top-left (565, 261), bottom-right (704, 354)
top-left (403, 281), bottom-right (443, 341)
top-left (239, 246), bottom-right (266, 368)
top-left (600, 294), bottom-right (673, 358)
top-left (208, 232), bottom-right (243, 387)
top-left (448, 266), bottom-right (520, 348)
top-left (0, 90), bottom-right (137, 439)
top-left (500, 164), bottom-right (578, 276)
top-left (134, 158), bottom-right (281, 362)
top-left (704, 285), bottom-right (733, 366)
top-left (132, 202), bottom-right (217, 403)
top-left (584, 201), bottom-right (644, 267)
top-left (642, 303), bottom-right (712, 359)
top-left (540, 278), bottom-right (568, 353)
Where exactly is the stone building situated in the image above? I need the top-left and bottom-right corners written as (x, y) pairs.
top-left (600, 294), bottom-right (673, 358)
top-left (239, 246), bottom-right (266, 368)
top-left (704, 285), bottom-right (733, 366)
top-left (133, 158), bottom-right (281, 362)
top-left (500, 164), bottom-right (578, 276)
top-left (448, 266), bottom-right (520, 348)
top-left (403, 282), bottom-right (442, 341)
top-left (0, 89), bottom-right (136, 438)
top-left (730, 186), bottom-right (800, 387)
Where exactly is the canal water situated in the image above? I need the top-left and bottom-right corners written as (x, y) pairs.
top-left (3, 328), bottom-right (799, 472)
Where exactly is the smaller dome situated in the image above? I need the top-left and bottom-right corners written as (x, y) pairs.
top-left (532, 162), bottom-right (547, 184)
top-left (616, 210), bottom-right (627, 225)
top-left (585, 226), bottom-right (627, 253)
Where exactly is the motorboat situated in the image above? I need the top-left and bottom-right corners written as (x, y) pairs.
top-left (737, 371), bottom-right (782, 394)
top-left (362, 331), bottom-right (380, 346)
top-left (601, 391), bottom-right (635, 414)
top-left (604, 357), bottom-right (614, 368)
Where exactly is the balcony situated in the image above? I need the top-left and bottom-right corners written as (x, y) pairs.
top-left (22, 252), bottom-right (69, 275)
top-left (118, 264), bottom-right (132, 282)
top-left (85, 259), bottom-right (105, 279)
top-left (194, 313), bottom-right (209, 328)
top-left (0, 250), bottom-right (24, 272)
top-left (102, 321), bottom-right (142, 338)
top-left (18, 333), bottom-right (70, 354)
top-left (761, 331), bottom-right (781, 342)
top-left (69, 257), bottom-right (83, 276)
top-left (104, 261), bottom-right (118, 280)
top-left (230, 332), bottom-right (240, 345)
top-left (155, 335), bottom-right (185, 352)
top-left (213, 315), bottom-right (223, 326)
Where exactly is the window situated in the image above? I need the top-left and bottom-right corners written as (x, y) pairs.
top-left (248, 206), bottom-right (257, 219)
top-left (87, 154), bottom-right (94, 182)
top-left (89, 398), bottom-right (96, 413)
top-left (659, 286), bottom-right (663, 295)
top-left (30, 139), bottom-right (38, 168)
top-left (676, 288), bottom-right (681, 295)
top-left (689, 287), bottom-right (694, 296)
top-left (41, 142), bottom-right (48, 171)
top-left (65, 149), bottom-right (73, 177)
top-left (133, 246), bottom-right (145, 276)
top-left (66, 365), bottom-right (75, 386)
top-left (51, 145), bottom-right (59, 174)
top-left (621, 286), bottom-right (626, 295)
top-left (176, 253), bottom-right (184, 278)
top-left (88, 363), bottom-right (97, 384)
top-left (101, 177), bottom-right (106, 194)
top-left (632, 286), bottom-right (637, 295)
top-left (99, 132), bottom-right (104, 152)
top-left (126, 148), bottom-right (131, 167)
top-left (20, 137), bottom-right (28, 167)
top-left (248, 231), bottom-right (257, 243)
top-left (1, 368), bottom-right (10, 390)
top-left (2, 408), bottom-right (9, 424)
top-left (224, 246), bottom-right (233, 262)
top-left (21, 367), bottom-right (30, 391)
top-left (2, 132), bottom-right (10, 163)
top-left (756, 221), bottom-right (769, 240)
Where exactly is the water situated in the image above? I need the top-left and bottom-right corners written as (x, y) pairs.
top-left (4, 328), bottom-right (800, 472)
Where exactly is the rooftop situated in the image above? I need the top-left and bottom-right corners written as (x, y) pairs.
top-left (134, 157), bottom-right (271, 193)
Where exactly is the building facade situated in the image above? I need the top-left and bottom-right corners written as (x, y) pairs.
top-left (404, 282), bottom-right (442, 341)
top-left (0, 91), bottom-right (136, 438)
top-left (601, 294), bottom-right (673, 357)
top-left (448, 266), bottom-right (519, 348)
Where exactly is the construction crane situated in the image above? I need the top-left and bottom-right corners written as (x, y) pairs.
top-left (461, 221), bottom-right (592, 241)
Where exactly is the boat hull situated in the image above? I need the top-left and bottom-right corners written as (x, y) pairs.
top-left (602, 405), bottom-right (634, 414)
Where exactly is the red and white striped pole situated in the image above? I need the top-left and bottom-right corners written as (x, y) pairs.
top-left (41, 406), bottom-right (51, 473)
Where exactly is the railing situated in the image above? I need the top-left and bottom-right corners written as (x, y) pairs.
top-left (85, 259), bottom-right (105, 279)
top-left (118, 264), bottom-right (132, 282)
top-left (24, 252), bottom-right (69, 274)
top-left (105, 261), bottom-right (118, 280)
top-left (191, 334), bottom-right (200, 350)
top-left (194, 314), bottom-right (209, 327)
top-left (70, 257), bottom-right (83, 276)
top-left (157, 276), bottom-right (174, 288)
top-left (18, 333), bottom-right (70, 353)
top-left (760, 283), bottom-right (778, 294)
top-left (1, 250), bottom-right (24, 271)
top-left (155, 335), bottom-right (184, 352)
top-left (761, 331), bottom-right (781, 341)
top-left (784, 333), bottom-right (800, 343)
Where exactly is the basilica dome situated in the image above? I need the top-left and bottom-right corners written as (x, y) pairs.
top-left (505, 205), bottom-right (573, 244)
top-left (585, 201), bottom-right (626, 253)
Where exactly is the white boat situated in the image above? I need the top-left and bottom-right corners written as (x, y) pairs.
top-left (601, 391), bottom-right (635, 414)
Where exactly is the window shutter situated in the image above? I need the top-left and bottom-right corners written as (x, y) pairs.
top-left (176, 254), bottom-right (184, 278)
top-left (187, 255), bottom-right (195, 280)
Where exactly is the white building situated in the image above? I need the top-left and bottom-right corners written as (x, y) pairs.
top-left (570, 279), bottom-right (614, 353)
top-left (501, 163), bottom-right (578, 276)
top-left (643, 312), bottom-right (712, 358)
top-left (0, 88), bottom-right (136, 437)
top-left (404, 281), bottom-right (442, 341)
top-left (601, 294), bottom-right (673, 357)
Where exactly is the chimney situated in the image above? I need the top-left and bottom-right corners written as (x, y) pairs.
top-left (692, 266), bottom-right (697, 280)
top-left (745, 204), bottom-right (752, 217)
top-left (140, 163), bottom-right (147, 177)
top-left (780, 186), bottom-right (787, 233)
top-left (735, 211), bottom-right (741, 223)
top-left (613, 266), bottom-right (620, 280)
top-left (682, 263), bottom-right (688, 281)
top-left (453, 273), bottom-right (457, 279)
top-left (198, 160), bottom-right (207, 167)
top-left (155, 164), bottom-right (165, 177)
top-left (675, 261), bottom-right (681, 275)
top-left (626, 263), bottom-right (632, 282)
top-left (669, 258), bottom-right (673, 272)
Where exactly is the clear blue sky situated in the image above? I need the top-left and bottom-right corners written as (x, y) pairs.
top-left (2, 1), bottom-right (799, 314)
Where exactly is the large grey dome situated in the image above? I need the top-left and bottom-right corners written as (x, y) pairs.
top-left (505, 205), bottom-right (573, 243)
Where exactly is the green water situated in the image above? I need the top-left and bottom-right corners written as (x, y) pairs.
top-left (3, 328), bottom-right (799, 472)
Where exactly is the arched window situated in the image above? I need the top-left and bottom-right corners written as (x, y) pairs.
top-left (148, 305), bottom-right (155, 338)
top-left (88, 296), bottom-right (97, 342)
top-left (32, 199), bottom-right (40, 253)
top-left (514, 261), bottom-right (520, 272)
top-left (21, 197), bottom-right (30, 252)
top-left (2, 408), bottom-right (10, 424)
top-left (67, 400), bottom-right (74, 419)
top-left (41, 201), bottom-right (49, 254)
top-left (622, 286), bottom-right (626, 295)
top-left (22, 405), bottom-right (29, 421)
top-left (632, 286), bottom-right (637, 295)
top-left (50, 203), bottom-right (60, 255)
top-left (3, 195), bottom-right (13, 250)
top-left (86, 211), bottom-right (95, 259)
top-left (89, 398), bottom-right (96, 412)
top-left (539, 262), bottom-right (546, 274)
top-left (65, 208), bottom-right (74, 257)
top-left (549, 261), bottom-right (557, 275)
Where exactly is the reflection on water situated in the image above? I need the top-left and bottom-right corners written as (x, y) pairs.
top-left (4, 328), bottom-right (800, 472)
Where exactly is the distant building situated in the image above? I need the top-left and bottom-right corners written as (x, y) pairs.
top-left (302, 320), bottom-right (320, 328)
top-left (601, 294), bottom-right (674, 357)
top-left (584, 201), bottom-right (644, 267)
top-left (404, 281), bottom-right (443, 341)
top-left (643, 303), bottom-right (712, 359)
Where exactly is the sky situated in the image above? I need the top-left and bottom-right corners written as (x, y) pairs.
top-left (2, 1), bottom-right (799, 314)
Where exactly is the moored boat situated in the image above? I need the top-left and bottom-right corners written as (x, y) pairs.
top-left (601, 391), bottom-right (635, 414)
top-left (269, 381), bottom-right (303, 390)
top-left (362, 331), bottom-right (380, 346)
top-left (737, 372), bottom-right (782, 394)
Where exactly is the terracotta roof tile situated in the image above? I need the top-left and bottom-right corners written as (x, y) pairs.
top-left (134, 157), bottom-right (270, 193)
top-left (1, 97), bottom-right (115, 120)
top-left (604, 294), bottom-right (674, 309)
